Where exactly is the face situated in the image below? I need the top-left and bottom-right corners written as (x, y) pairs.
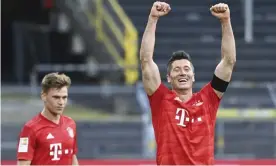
top-left (167, 59), bottom-right (195, 91)
top-left (41, 86), bottom-right (68, 116)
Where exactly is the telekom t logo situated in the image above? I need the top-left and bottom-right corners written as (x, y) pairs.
top-left (175, 108), bottom-right (189, 127)
top-left (50, 143), bottom-right (62, 161)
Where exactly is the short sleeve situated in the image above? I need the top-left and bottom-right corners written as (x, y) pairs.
top-left (73, 124), bottom-right (78, 155)
top-left (200, 82), bottom-right (221, 121)
top-left (17, 125), bottom-right (36, 160)
top-left (148, 83), bottom-right (170, 116)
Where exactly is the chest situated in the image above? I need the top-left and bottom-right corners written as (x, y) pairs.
top-left (35, 125), bottom-right (75, 153)
top-left (160, 96), bottom-right (212, 131)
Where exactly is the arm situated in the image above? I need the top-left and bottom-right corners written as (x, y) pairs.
top-left (72, 122), bottom-right (78, 165)
top-left (72, 155), bottom-right (79, 165)
top-left (17, 160), bottom-right (31, 165)
top-left (140, 17), bottom-right (161, 96)
top-left (17, 125), bottom-right (35, 165)
top-left (140, 2), bottom-right (171, 96)
top-left (211, 4), bottom-right (236, 98)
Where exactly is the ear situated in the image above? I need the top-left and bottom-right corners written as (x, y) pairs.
top-left (167, 74), bottom-right (171, 83)
top-left (192, 73), bottom-right (195, 82)
top-left (41, 92), bottom-right (46, 102)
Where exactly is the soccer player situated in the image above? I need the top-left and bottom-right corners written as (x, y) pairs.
top-left (17, 73), bottom-right (79, 165)
top-left (140, 1), bottom-right (236, 165)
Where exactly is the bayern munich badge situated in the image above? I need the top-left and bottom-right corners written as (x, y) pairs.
top-left (67, 127), bottom-right (74, 138)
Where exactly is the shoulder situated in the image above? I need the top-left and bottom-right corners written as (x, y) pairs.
top-left (148, 83), bottom-right (171, 100)
top-left (200, 82), bottom-right (212, 92)
top-left (198, 82), bottom-right (214, 97)
top-left (62, 115), bottom-right (75, 122)
top-left (198, 82), bottom-right (221, 104)
top-left (62, 115), bottom-right (76, 126)
top-left (23, 114), bottom-right (42, 130)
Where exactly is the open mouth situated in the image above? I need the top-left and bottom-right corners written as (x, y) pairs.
top-left (178, 78), bottom-right (188, 83)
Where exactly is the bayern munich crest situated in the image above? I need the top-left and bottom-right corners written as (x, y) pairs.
top-left (66, 127), bottom-right (74, 138)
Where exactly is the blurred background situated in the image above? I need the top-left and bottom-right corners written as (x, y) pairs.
top-left (1, 0), bottom-right (276, 165)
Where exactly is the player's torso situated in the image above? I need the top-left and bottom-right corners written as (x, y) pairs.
top-left (32, 119), bottom-right (75, 165)
top-left (154, 92), bottom-right (215, 164)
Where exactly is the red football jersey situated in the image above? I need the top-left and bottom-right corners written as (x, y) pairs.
top-left (17, 113), bottom-right (77, 165)
top-left (148, 82), bottom-right (221, 165)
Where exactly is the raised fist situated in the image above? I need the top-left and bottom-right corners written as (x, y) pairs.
top-left (150, 1), bottom-right (171, 18)
top-left (210, 3), bottom-right (230, 21)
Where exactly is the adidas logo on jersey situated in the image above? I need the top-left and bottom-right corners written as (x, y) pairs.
top-left (47, 133), bottom-right (55, 139)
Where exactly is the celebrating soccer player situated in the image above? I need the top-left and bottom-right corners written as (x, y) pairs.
top-left (17, 73), bottom-right (79, 165)
top-left (140, 1), bottom-right (236, 165)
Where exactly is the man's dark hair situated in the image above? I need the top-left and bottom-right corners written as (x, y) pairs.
top-left (167, 50), bottom-right (194, 74)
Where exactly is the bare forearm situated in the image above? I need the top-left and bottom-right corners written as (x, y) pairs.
top-left (140, 17), bottom-right (158, 62)
top-left (221, 19), bottom-right (236, 64)
top-left (17, 160), bottom-right (31, 165)
top-left (72, 155), bottom-right (79, 165)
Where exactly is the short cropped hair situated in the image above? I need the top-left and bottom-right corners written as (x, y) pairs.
top-left (167, 50), bottom-right (194, 74)
top-left (41, 72), bottom-right (71, 93)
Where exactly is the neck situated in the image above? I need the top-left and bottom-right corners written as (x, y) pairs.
top-left (41, 108), bottom-right (60, 124)
top-left (174, 88), bottom-right (193, 102)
